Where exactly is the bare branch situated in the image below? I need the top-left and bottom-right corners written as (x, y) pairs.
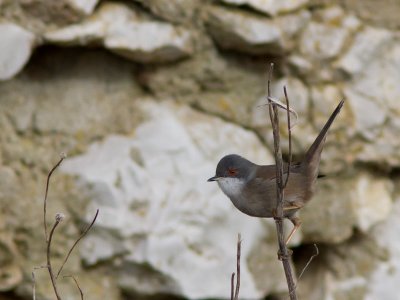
top-left (266, 63), bottom-right (298, 300)
top-left (298, 244), bottom-right (319, 281)
top-left (230, 273), bottom-right (235, 300)
top-left (230, 233), bottom-right (242, 300)
top-left (234, 233), bottom-right (241, 300)
top-left (56, 209), bottom-right (99, 279)
top-left (64, 275), bottom-right (84, 300)
top-left (283, 86), bottom-right (292, 188)
top-left (47, 214), bottom-right (64, 300)
top-left (44, 154), bottom-right (66, 242)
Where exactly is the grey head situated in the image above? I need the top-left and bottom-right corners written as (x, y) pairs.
top-left (208, 154), bottom-right (256, 182)
top-left (208, 154), bottom-right (257, 200)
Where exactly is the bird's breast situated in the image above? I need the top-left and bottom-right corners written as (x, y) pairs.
top-left (217, 177), bottom-right (245, 199)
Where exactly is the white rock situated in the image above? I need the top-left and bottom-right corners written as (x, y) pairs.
top-left (300, 172), bottom-right (392, 243)
top-left (335, 27), bottom-right (393, 76)
top-left (0, 23), bottom-right (35, 81)
top-left (45, 3), bottom-right (193, 63)
top-left (61, 100), bottom-right (285, 299)
top-left (206, 6), bottom-right (284, 55)
top-left (67, 0), bottom-right (99, 15)
top-left (220, 0), bottom-right (310, 16)
top-left (343, 88), bottom-right (386, 140)
top-left (299, 21), bottom-right (351, 60)
top-left (311, 85), bottom-right (343, 128)
top-left (351, 173), bottom-right (393, 232)
top-left (367, 198), bottom-right (400, 300)
top-left (275, 10), bottom-right (311, 49)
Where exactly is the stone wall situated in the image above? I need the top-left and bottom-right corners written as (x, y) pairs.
top-left (1, 1), bottom-right (400, 299)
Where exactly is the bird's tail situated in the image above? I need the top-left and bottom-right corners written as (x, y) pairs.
top-left (304, 99), bottom-right (345, 175)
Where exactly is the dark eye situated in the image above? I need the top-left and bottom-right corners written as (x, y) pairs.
top-left (228, 168), bottom-right (238, 176)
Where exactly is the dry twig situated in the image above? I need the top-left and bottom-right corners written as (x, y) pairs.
top-left (267, 63), bottom-right (297, 300)
top-left (64, 275), bottom-right (84, 300)
top-left (230, 233), bottom-right (241, 300)
top-left (33, 154), bottom-right (99, 300)
top-left (56, 209), bottom-right (99, 279)
top-left (44, 154), bottom-right (66, 242)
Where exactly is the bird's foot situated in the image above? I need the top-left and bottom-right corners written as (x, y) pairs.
top-left (277, 248), bottom-right (293, 261)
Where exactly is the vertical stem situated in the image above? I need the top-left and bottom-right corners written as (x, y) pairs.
top-left (267, 63), bottom-right (297, 300)
top-left (47, 219), bottom-right (63, 300)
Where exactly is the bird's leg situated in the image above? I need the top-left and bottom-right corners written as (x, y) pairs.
top-left (285, 216), bottom-right (302, 245)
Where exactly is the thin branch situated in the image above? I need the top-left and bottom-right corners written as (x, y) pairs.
top-left (44, 153), bottom-right (66, 242)
top-left (47, 213), bottom-right (65, 300)
top-left (298, 244), bottom-right (319, 281)
top-left (234, 233), bottom-right (241, 300)
top-left (288, 244), bottom-right (319, 299)
top-left (230, 233), bottom-right (242, 300)
top-left (56, 209), bottom-right (99, 279)
top-left (230, 273), bottom-right (235, 300)
top-left (283, 86), bottom-right (292, 188)
top-left (267, 63), bottom-right (298, 300)
top-left (64, 275), bottom-right (84, 300)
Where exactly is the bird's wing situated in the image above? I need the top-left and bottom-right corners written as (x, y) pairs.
top-left (256, 162), bottom-right (303, 180)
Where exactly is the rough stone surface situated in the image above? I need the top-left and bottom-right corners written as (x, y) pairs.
top-left (134, 0), bottom-right (200, 24)
top-left (1, 1), bottom-right (400, 300)
top-left (45, 2), bottom-right (194, 63)
top-left (300, 172), bottom-right (393, 244)
top-left (67, 0), bottom-right (99, 15)
top-left (0, 23), bottom-right (35, 81)
top-left (219, 0), bottom-right (310, 16)
top-left (206, 6), bottom-right (284, 55)
top-left (60, 100), bottom-right (289, 299)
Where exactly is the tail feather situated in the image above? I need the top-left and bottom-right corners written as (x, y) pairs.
top-left (305, 99), bottom-right (345, 165)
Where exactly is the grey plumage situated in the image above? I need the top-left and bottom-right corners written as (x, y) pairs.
top-left (208, 100), bottom-right (345, 243)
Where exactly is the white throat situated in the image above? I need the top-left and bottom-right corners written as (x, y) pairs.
top-left (217, 177), bottom-right (245, 198)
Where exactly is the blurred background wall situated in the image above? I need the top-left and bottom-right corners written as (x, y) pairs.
top-left (1, 0), bottom-right (400, 299)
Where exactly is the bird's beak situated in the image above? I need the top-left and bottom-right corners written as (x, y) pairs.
top-left (207, 176), bottom-right (219, 182)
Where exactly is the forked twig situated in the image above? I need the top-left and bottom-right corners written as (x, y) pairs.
top-left (267, 63), bottom-right (297, 300)
top-left (64, 275), bottom-right (84, 300)
top-left (33, 154), bottom-right (99, 300)
top-left (56, 209), bottom-right (99, 279)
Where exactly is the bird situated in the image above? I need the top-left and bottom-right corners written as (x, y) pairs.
top-left (208, 100), bottom-right (345, 244)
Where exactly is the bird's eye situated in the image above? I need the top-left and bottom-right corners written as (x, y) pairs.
top-left (228, 168), bottom-right (238, 176)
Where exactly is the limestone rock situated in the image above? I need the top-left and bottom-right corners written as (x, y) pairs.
top-left (335, 27), bottom-right (393, 76)
top-left (300, 172), bottom-right (393, 244)
top-left (60, 100), bottom-right (289, 299)
top-left (300, 7), bottom-right (360, 61)
top-left (219, 0), bottom-right (310, 16)
top-left (134, 0), bottom-right (199, 24)
top-left (0, 234), bottom-right (23, 291)
top-left (67, 0), bottom-right (99, 15)
top-left (0, 23), bottom-right (35, 80)
top-left (206, 6), bottom-right (284, 55)
top-left (367, 196), bottom-right (400, 300)
top-left (335, 26), bottom-right (400, 166)
top-left (45, 2), bottom-right (194, 63)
